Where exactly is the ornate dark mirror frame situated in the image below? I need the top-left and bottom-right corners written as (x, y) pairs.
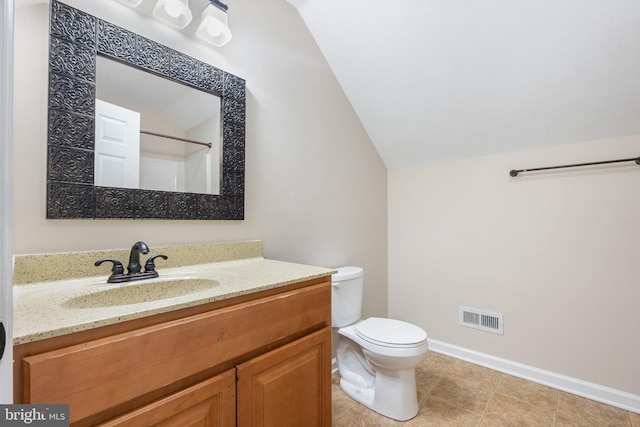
top-left (47, 0), bottom-right (245, 220)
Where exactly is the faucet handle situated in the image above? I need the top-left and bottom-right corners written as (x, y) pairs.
top-left (95, 259), bottom-right (125, 275)
top-left (144, 254), bottom-right (168, 273)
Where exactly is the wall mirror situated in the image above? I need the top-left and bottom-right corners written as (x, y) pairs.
top-left (47, 0), bottom-right (245, 220)
top-left (95, 56), bottom-right (222, 195)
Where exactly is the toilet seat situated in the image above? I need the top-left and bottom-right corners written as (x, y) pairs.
top-left (355, 317), bottom-right (427, 348)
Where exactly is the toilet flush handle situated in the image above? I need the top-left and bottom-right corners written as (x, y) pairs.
top-left (331, 282), bottom-right (340, 288)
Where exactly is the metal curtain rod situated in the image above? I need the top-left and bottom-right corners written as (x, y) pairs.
top-left (140, 130), bottom-right (212, 149)
top-left (509, 156), bottom-right (640, 177)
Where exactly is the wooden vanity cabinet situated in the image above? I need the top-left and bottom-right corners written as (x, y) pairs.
top-left (14, 278), bottom-right (332, 426)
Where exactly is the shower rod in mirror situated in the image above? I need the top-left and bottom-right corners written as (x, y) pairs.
top-left (509, 156), bottom-right (640, 177)
top-left (140, 130), bottom-right (213, 149)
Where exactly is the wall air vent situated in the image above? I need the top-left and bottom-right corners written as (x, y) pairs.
top-left (459, 306), bottom-right (504, 335)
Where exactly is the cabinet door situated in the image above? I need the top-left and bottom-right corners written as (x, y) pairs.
top-left (98, 369), bottom-right (236, 427)
top-left (237, 327), bottom-right (331, 427)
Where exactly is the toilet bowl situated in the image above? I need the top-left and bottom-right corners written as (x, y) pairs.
top-left (332, 267), bottom-right (428, 421)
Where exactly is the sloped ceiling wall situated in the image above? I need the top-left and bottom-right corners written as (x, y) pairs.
top-left (290, 0), bottom-right (640, 168)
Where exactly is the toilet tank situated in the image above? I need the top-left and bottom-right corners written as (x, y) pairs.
top-left (331, 266), bottom-right (364, 328)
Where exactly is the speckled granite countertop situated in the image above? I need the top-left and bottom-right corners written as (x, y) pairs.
top-left (13, 241), bottom-right (335, 345)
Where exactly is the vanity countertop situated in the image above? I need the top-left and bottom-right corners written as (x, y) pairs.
top-left (13, 257), bottom-right (335, 345)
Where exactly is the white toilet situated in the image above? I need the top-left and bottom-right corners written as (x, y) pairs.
top-left (332, 266), bottom-right (428, 421)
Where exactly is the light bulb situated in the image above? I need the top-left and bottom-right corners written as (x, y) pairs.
top-left (196, 3), bottom-right (232, 46)
top-left (206, 21), bottom-right (225, 37)
top-left (153, 0), bottom-right (192, 28)
top-left (164, 0), bottom-right (182, 18)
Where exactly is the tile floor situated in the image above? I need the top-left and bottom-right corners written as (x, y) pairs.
top-left (332, 352), bottom-right (640, 426)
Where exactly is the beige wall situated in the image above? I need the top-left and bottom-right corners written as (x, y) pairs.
top-left (389, 133), bottom-right (640, 395)
top-left (13, 0), bottom-right (388, 319)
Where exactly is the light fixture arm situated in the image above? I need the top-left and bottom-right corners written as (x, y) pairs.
top-left (211, 0), bottom-right (228, 12)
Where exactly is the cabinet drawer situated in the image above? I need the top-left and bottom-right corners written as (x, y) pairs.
top-left (22, 281), bottom-right (330, 423)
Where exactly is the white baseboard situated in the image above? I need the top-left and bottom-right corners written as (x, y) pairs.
top-left (428, 339), bottom-right (640, 414)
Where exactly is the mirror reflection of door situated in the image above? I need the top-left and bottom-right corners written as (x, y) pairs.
top-left (94, 99), bottom-right (141, 189)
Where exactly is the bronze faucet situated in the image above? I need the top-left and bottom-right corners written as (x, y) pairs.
top-left (95, 241), bottom-right (168, 283)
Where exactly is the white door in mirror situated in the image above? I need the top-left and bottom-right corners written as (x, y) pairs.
top-left (95, 99), bottom-right (141, 189)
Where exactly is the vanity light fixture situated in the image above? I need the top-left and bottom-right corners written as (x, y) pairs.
top-left (196, 0), bottom-right (232, 47)
top-left (115, 0), bottom-right (144, 7)
top-left (153, 0), bottom-right (193, 29)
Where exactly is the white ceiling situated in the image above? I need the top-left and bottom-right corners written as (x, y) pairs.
top-left (96, 56), bottom-right (220, 131)
top-left (289, 0), bottom-right (640, 168)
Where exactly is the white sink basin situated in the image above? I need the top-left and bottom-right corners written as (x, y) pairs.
top-left (63, 278), bottom-right (219, 308)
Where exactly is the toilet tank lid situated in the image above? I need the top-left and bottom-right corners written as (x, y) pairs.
top-left (332, 266), bottom-right (363, 282)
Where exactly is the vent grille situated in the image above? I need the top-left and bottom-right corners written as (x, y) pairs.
top-left (459, 306), bottom-right (504, 335)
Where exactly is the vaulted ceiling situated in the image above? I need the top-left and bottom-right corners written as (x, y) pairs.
top-left (289, 0), bottom-right (640, 168)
